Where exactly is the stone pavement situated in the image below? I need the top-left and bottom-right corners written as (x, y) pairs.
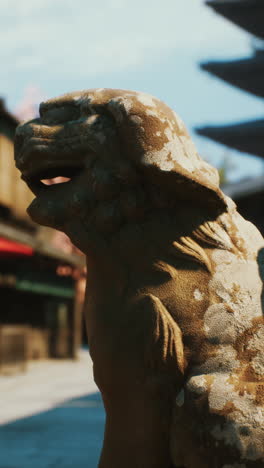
top-left (0, 350), bottom-right (105, 468)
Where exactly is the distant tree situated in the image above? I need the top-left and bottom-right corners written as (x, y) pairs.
top-left (217, 153), bottom-right (236, 186)
top-left (15, 85), bottom-right (46, 121)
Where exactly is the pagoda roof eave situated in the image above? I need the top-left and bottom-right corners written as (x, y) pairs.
top-left (195, 119), bottom-right (264, 158)
top-left (206, 0), bottom-right (264, 39)
top-left (200, 54), bottom-right (264, 98)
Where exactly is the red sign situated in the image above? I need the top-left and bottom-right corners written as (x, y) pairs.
top-left (0, 237), bottom-right (33, 256)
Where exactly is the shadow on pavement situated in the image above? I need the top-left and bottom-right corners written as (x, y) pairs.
top-left (0, 392), bottom-right (105, 468)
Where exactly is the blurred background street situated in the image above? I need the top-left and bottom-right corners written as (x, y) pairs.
top-left (0, 349), bottom-right (105, 468)
top-left (0, 1), bottom-right (263, 467)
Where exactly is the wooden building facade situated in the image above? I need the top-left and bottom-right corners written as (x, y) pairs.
top-left (0, 98), bottom-right (34, 221)
top-left (0, 99), bottom-right (85, 374)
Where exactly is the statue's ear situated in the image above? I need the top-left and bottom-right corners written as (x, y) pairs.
top-left (106, 100), bottom-right (227, 214)
top-left (142, 162), bottom-right (228, 214)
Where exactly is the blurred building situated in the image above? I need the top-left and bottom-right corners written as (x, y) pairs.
top-left (0, 99), bottom-right (85, 374)
top-left (223, 176), bottom-right (264, 235)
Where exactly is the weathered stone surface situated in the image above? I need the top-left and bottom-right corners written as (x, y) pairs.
top-left (15, 89), bottom-right (264, 467)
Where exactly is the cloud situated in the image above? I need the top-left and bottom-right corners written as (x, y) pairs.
top-left (1, 0), bottom-right (250, 79)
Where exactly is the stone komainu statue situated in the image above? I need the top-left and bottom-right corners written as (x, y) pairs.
top-left (15, 89), bottom-right (264, 468)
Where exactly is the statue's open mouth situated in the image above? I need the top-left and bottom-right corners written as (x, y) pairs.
top-left (23, 164), bottom-right (84, 196)
top-left (16, 137), bottom-right (88, 199)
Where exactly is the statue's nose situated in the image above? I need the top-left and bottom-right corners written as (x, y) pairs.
top-left (14, 120), bottom-right (38, 163)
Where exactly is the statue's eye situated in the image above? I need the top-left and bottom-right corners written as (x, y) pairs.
top-left (41, 105), bottom-right (81, 124)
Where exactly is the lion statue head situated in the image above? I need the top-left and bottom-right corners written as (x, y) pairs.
top-left (14, 88), bottom-right (229, 260)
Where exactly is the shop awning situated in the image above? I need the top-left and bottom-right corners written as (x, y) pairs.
top-left (0, 237), bottom-right (33, 256)
top-left (206, 0), bottom-right (264, 39)
top-left (195, 119), bottom-right (264, 158)
top-left (200, 54), bottom-right (264, 98)
top-left (0, 223), bottom-right (85, 267)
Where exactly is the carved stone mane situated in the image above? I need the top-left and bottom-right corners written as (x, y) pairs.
top-left (15, 89), bottom-right (264, 468)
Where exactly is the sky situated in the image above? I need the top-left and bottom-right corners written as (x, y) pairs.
top-left (1, 0), bottom-right (264, 181)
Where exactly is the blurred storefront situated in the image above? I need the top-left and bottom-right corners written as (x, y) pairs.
top-left (0, 99), bottom-right (85, 374)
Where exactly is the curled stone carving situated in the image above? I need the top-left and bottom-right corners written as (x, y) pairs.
top-left (15, 89), bottom-right (264, 467)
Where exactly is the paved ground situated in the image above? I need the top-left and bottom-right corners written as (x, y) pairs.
top-left (0, 350), bottom-right (105, 468)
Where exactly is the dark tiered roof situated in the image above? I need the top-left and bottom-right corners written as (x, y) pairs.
top-left (196, 119), bottom-right (264, 158)
top-left (196, 1), bottom-right (264, 158)
top-left (201, 53), bottom-right (264, 98)
top-left (206, 0), bottom-right (264, 39)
